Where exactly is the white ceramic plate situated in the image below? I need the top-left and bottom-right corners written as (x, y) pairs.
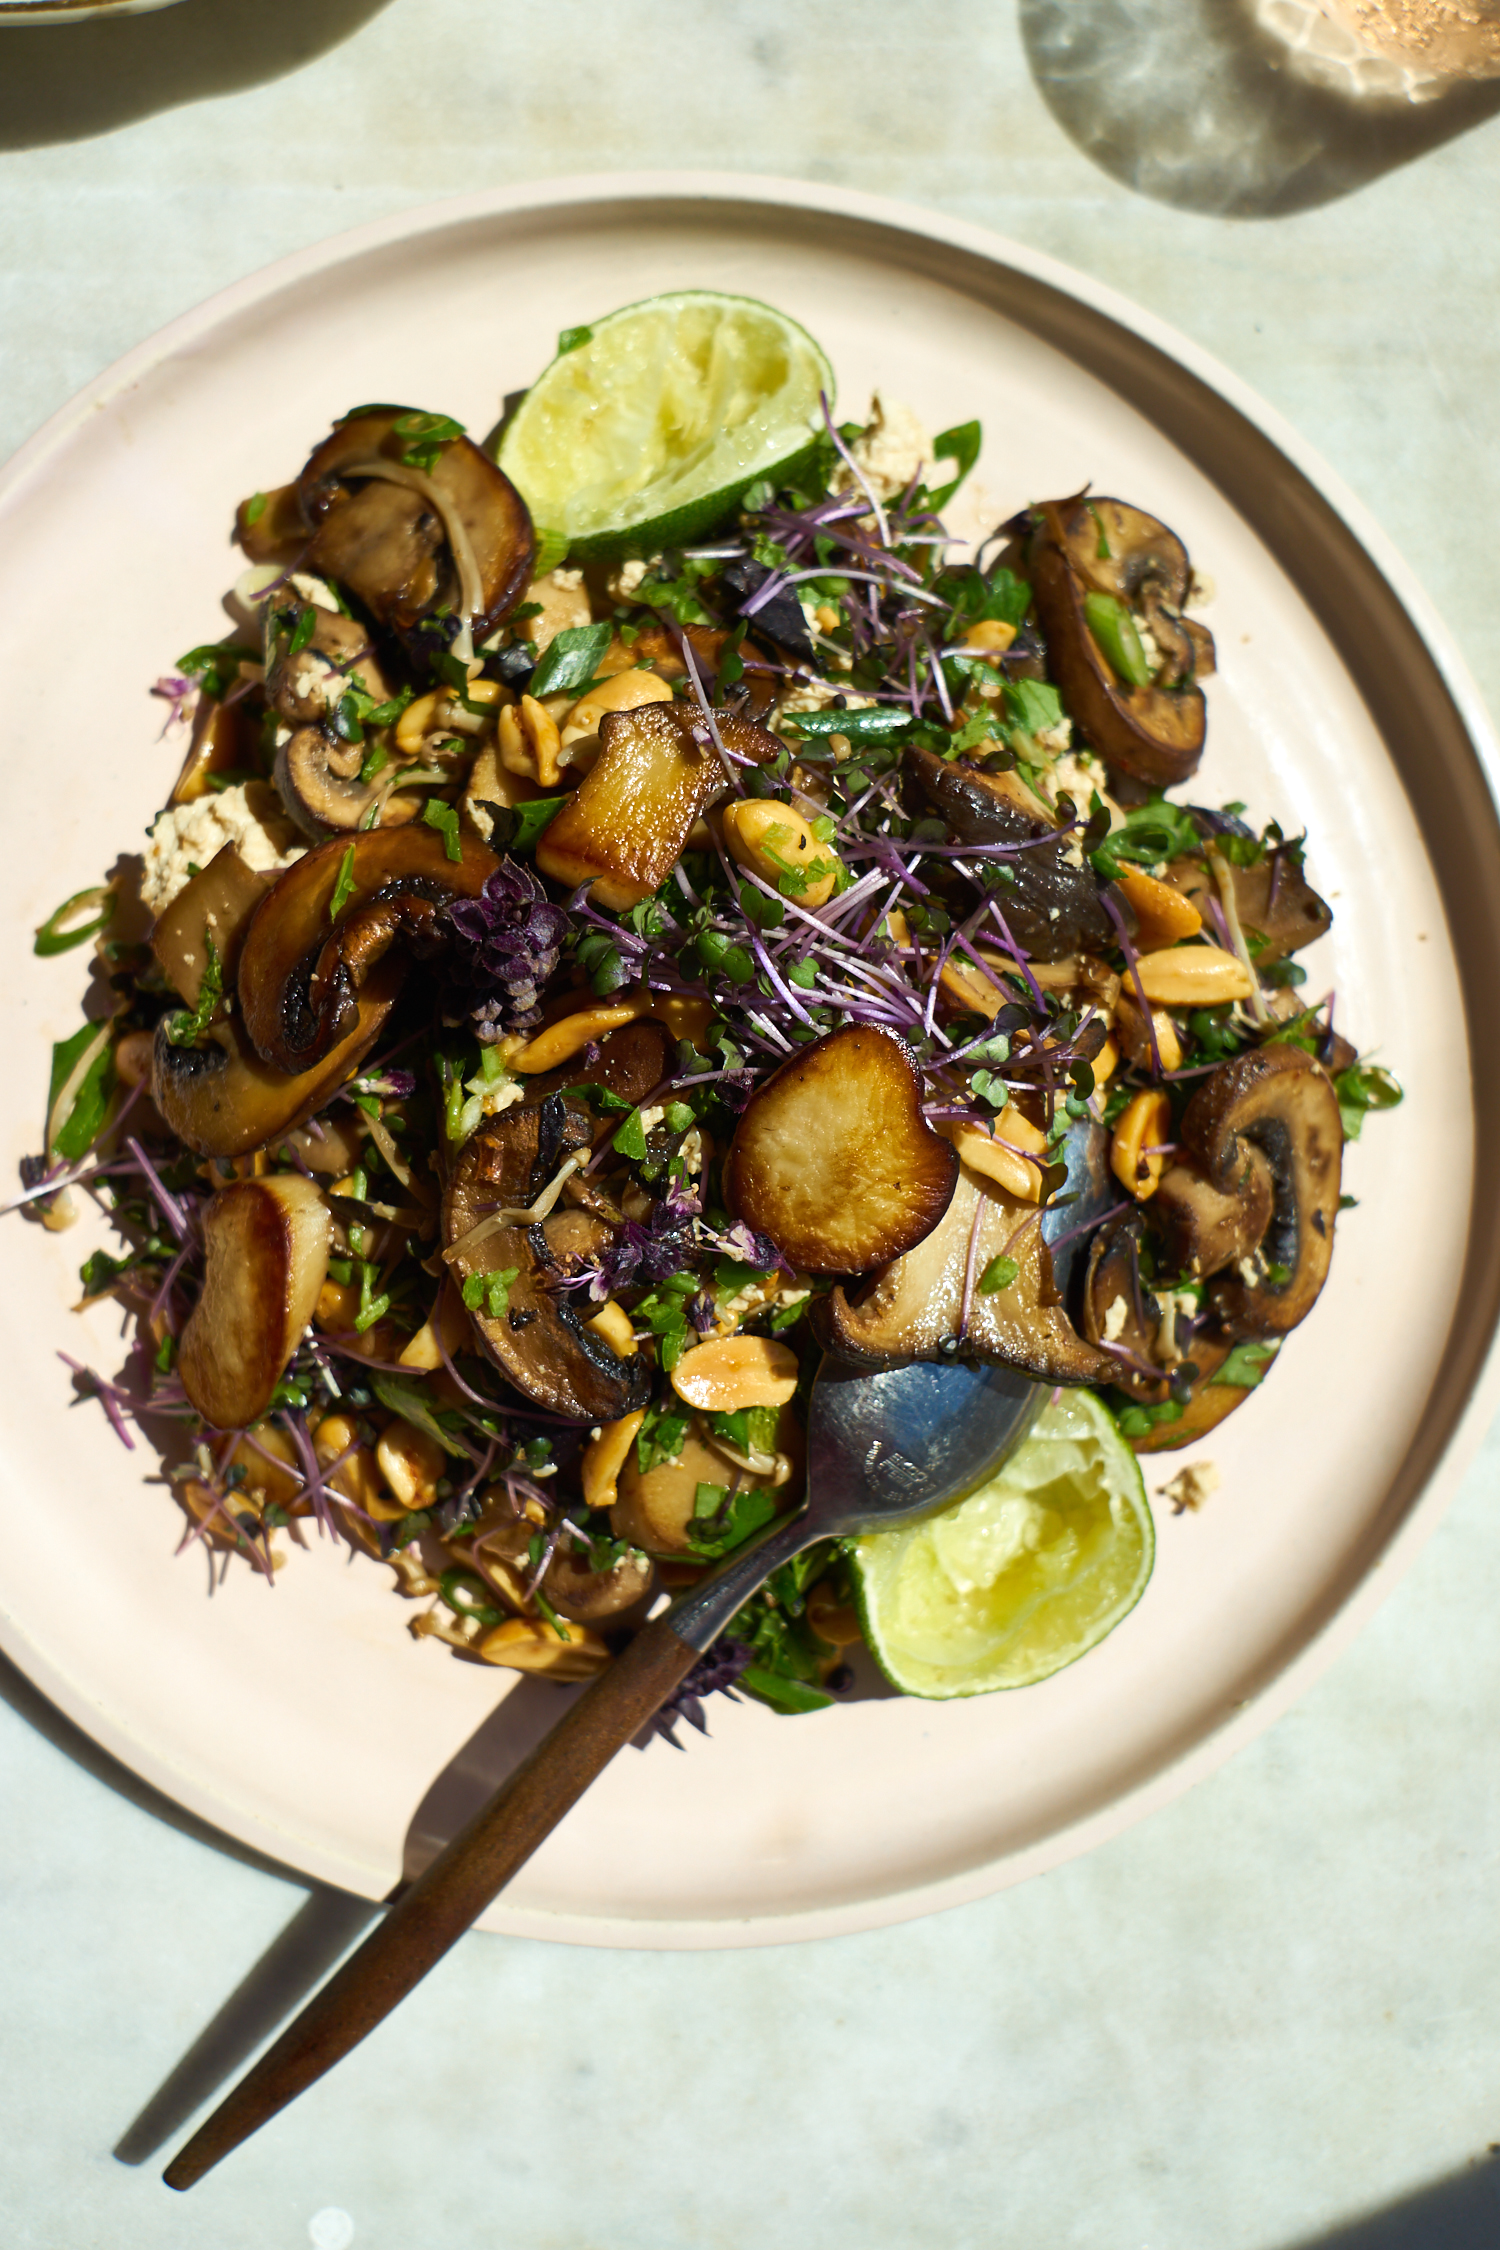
top-left (4, 176), bottom-right (1499, 1950)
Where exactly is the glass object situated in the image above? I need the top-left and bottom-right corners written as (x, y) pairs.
top-left (0, 0), bottom-right (185, 20)
top-left (1254, 0), bottom-right (1500, 99)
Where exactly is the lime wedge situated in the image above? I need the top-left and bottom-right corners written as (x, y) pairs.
top-left (497, 292), bottom-right (834, 560)
top-left (853, 1390), bottom-right (1154, 1699)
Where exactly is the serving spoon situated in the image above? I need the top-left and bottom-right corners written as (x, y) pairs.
top-left (164, 1130), bottom-right (1110, 2189)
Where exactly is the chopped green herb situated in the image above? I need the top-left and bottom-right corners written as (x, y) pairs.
top-left (978, 1254), bottom-right (1020, 1295)
top-left (528, 621), bottom-right (613, 699)
top-left (34, 885), bottom-right (115, 959)
top-left (392, 409), bottom-right (466, 473)
top-left (328, 844), bottom-right (359, 921)
top-left (421, 798), bottom-right (463, 863)
top-left (164, 930), bottom-right (225, 1048)
top-left (1210, 1339), bottom-right (1279, 1390)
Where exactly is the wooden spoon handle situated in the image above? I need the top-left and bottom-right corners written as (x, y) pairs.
top-left (163, 1614), bottom-right (699, 2190)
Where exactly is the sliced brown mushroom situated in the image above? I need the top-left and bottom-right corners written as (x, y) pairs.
top-left (725, 1025), bottom-right (958, 1274)
top-left (536, 703), bottom-right (781, 912)
top-left (1181, 1045), bottom-right (1343, 1338)
top-left (1164, 846), bottom-right (1332, 967)
top-left (274, 724), bottom-right (420, 840)
top-left (264, 600), bottom-right (387, 727)
top-left (178, 1174), bottom-right (331, 1429)
top-left (150, 844), bottom-right (274, 1006)
top-left (152, 960), bottom-right (402, 1159)
top-left (515, 1017), bottom-right (676, 1112)
top-left (904, 744), bottom-right (1120, 963)
top-left (1028, 494), bottom-right (1212, 790)
top-left (443, 1096), bottom-right (648, 1423)
top-left (540, 1539), bottom-right (656, 1625)
top-left (611, 1406), bottom-right (803, 1557)
top-left (237, 825), bottom-right (497, 1075)
top-left (819, 1162), bottom-right (1112, 1384)
top-left (1081, 1211), bottom-right (1251, 1449)
top-left (297, 409), bottom-right (534, 645)
top-left (1151, 1154), bottom-right (1275, 1282)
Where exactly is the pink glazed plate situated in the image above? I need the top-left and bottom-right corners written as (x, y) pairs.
top-left (1, 175), bottom-right (1497, 1948)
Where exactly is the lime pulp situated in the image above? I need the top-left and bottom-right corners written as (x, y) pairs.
top-left (496, 291), bottom-right (834, 561)
top-left (853, 1389), bottom-right (1154, 1700)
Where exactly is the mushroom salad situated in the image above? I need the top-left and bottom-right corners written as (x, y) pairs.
top-left (21, 372), bottom-right (1402, 1732)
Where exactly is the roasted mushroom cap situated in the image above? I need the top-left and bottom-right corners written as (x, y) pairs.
top-left (1151, 1154), bottom-right (1275, 1282)
top-left (150, 844), bottom-right (273, 1006)
top-left (1182, 1045), bottom-right (1343, 1338)
top-left (904, 744), bottom-right (1120, 963)
top-left (541, 1540), bottom-right (655, 1625)
top-left (819, 1161), bottom-right (1111, 1384)
top-left (725, 1025), bottom-right (958, 1274)
top-left (296, 409), bottom-right (534, 645)
top-left (152, 960), bottom-right (402, 1159)
top-left (1028, 495), bottom-right (1212, 791)
top-left (537, 702), bottom-right (781, 912)
top-left (274, 724), bottom-right (420, 840)
top-left (612, 1405), bottom-right (803, 1557)
top-left (178, 1175), bottom-right (331, 1430)
top-left (264, 600), bottom-right (387, 728)
top-left (1082, 1211), bottom-right (1253, 1449)
top-left (237, 826), bottom-right (497, 1075)
top-left (443, 1095), bottom-right (648, 1423)
top-left (1165, 846), bottom-right (1332, 969)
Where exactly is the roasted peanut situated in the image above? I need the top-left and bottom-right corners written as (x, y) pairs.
top-left (585, 1300), bottom-right (638, 1357)
top-left (559, 667), bottom-right (673, 748)
top-left (937, 1115), bottom-right (1045, 1202)
top-left (477, 1615), bottom-right (610, 1679)
top-left (671, 1334), bottom-right (800, 1412)
top-left (960, 617), bottom-right (1017, 655)
top-left (1117, 865), bottom-right (1202, 951)
top-left (1134, 944), bottom-right (1252, 1007)
top-left (1113, 992), bottom-right (1184, 1074)
top-left (580, 1407), bottom-right (646, 1512)
top-left (721, 798), bottom-right (843, 909)
top-left (1110, 1087), bottom-right (1173, 1200)
top-left (376, 1418), bottom-right (448, 1511)
top-left (498, 693), bottom-right (565, 788)
top-left (313, 1411), bottom-right (390, 1518)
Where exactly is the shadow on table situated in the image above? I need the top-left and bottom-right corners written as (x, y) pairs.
top-left (108, 1670), bottom-right (576, 2166)
top-left (1020, 0), bottom-right (1500, 218)
top-left (1279, 2152), bottom-right (1500, 2249)
top-left (0, 0), bottom-right (393, 151)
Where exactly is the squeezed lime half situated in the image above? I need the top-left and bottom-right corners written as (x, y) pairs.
top-left (853, 1390), bottom-right (1154, 1699)
top-left (496, 291), bottom-right (834, 560)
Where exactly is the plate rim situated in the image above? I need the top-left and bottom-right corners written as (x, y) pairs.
top-left (4, 169), bottom-right (1499, 1949)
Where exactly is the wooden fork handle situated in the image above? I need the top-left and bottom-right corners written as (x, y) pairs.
top-left (163, 1615), bottom-right (699, 2190)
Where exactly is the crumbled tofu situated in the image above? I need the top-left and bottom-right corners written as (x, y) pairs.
top-left (1102, 1294), bottom-right (1130, 1344)
top-left (1237, 1255), bottom-right (1261, 1288)
top-left (606, 556), bottom-right (659, 602)
top-left (1135, 618), bottom-right (1164, 677)
top-left (835, 394), bottom-right (934, 505)
top-left (1040, 751), bottom-right (1124, 827)
top-left (1160, 1461), bottom-right (1221, 1516)
top-left (140, 783), bottom-right (305, 917)
top-left (288, 571), bottom-right (339, 610)
top-left (1034, 718), bottom-right (1074, 757)
top-left (1187, 569), bottom-right (1215, 609)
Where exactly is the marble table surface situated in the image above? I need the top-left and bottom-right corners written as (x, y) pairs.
top-left (6, 3), bottom-right (1500, 2244)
